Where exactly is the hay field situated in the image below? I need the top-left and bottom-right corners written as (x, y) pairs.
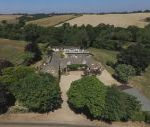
top-left (0, 38), bottom-right (26, 65)
top-left (64, 13), bottom-right (150, 28)
top-left (27, 15), bottom-right (78, 27)
top-left (0, 15), bottom-right (21, 23)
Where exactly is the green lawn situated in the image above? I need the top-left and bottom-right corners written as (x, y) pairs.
top-left (0, 38), bottom-right (26, 65)
top-left (88, 48), bottom-right (118, 74)
top-left (130, 66), bottom-right (150, 99)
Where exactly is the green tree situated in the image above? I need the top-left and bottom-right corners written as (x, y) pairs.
top-left (118, 44), bottom-right (150, 74)
top-left (22, 52), bottom-right (35, 66)
top-left (0, 66), bottom-right (62, 113)
top-left (24, 42), bottom-right (42, 64)
top-left (68, 76), bottom-right (141, 121)
top-left (0, 82), bottom-right (15, 114)
top-left (104, 86), bottom-right (141, 121)
top-left (68, 76), bottom-right (107, 118)
top-left (12, 73), bottom-right (62, 112)
top-left (0, 59), bottom-right (14, 74)
top-left (115, 64), bottom-right (136, 83)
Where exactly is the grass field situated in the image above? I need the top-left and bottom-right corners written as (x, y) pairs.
top-left (27, 15), bottom-right (79, 27)
top-left (64, 13), bottom-right (150, 28)
top-left (0, 38), bottom-right (26, 65)
top-left (0, 15), bottom-right (21, 23)
top-left (130, 66), bottom-right (150, 99)
top-left (88, 48), bottom-right (118, 74)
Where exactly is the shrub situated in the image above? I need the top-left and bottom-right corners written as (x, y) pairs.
top-left (0, 82), bottom-right (15, 114)
top-left (115, 64), bottom-right (136, 83)
top-left (106, 61), bottom-right (115, 67)
top-left (24, 42), bottom-right (42, 64)
top-left (131, 112), bottom-right (145, 122)
top-left (67, 76), bottom-right (107, 118)
top-left (144, 112), bottom-right (150, 123)
top-left (12, 73), bottom-right (62, 112)
top-left (68, 76), bottom-right (141, 121)
top-left (103, 86), bottom-right (141, 121)
top-left (117, 44), bottom-right (150, 74)
top-left (0, 66), bottom-right (34, 85)
top-left (22, 52), bottom-right (35, 66)
top-left (0, 66), bottom-right (62, 113)
top-left (0, 59), bottom-right (13, 74)
top-left (67, 64), bottom-right (87, 71)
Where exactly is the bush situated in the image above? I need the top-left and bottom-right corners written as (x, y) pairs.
top-left (131, 112), bottom-right (145, 122)
top-left (144, 112), bottom-right (150, 123)
top-left (67, 64), bottom-right (87, 71)
top-left (22, 52), bottom-right (35, 66)
top-left (0, 82), bottom-right (15, 114)
top-left (106, 61), bottom-right (115, 67)
top-left (67, 76), bottom-right (141, 121)
top-left (0, 66), bottom-right (62, 113)
top-left (0, 59), bottom-right (13, 74)
top-left (115, 64), bottom-right (136, 83)
top-left (67, 76), bottom-right (107, 118)
top-left (0, 66), bottom-right (34, 85)
top-left (117, 44), bottom-right (150, 74)
top-left (103, 86), bottom-right (141, 121)
top-left (24, 42), bottom-right (42, 64)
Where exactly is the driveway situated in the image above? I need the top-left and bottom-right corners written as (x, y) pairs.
top-left (97, 70), bottom-right (121, 86)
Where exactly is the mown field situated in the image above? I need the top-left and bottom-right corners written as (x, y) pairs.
top-left (0, 38), bottom-right (26, 65)
top-left (0, 15), bottom-right (21, 23)
top-left (89, 48), bottom-right (150, 99)
top-left (64, 13), bottom-right (150, 28)
top-left (27, 14), bottom-right (79, 27)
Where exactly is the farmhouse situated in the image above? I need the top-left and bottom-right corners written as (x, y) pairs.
top-left (52, 46), bottom-right (90, 54)
top-left (41, 46), bottom-right (102, 77)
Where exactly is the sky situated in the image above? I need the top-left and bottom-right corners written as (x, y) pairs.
top-left (0, 0), bottom-right (150, 14)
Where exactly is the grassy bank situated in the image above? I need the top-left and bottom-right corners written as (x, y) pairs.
top-left (130, 66), bottom-right (150, 99)
top-left (88, 48), bottom-right (118, 74)
top-left (0, 38), bottom-right (26, 65)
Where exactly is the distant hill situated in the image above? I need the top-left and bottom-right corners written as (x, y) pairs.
top-left (27, 14), bottom-right (80, 27)
top-left (0, 15), bottom-right (21, 23)
top-left (61, 13), bottom-right (150, 28)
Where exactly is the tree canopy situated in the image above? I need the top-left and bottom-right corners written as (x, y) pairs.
top-left (68, 76), bottom-right (141, 121)
top-left (0, 66), bottom-right (62, 113)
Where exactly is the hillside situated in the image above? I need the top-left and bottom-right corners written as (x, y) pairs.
top-left (27, 14), bottom-right (79, 27)
top-left (62, 13), bottom-right (150, 28)
top-left (0, 38), bottom-right (26, 65)
top-left (0, 15), bottom-right (21, 23)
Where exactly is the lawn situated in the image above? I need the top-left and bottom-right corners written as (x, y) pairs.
top-left (27, 14), bottom-right (79, 27)
top-left (88, 48), bottom-right (118, 74)
top-left (130, 66), bottom-right (150, 99)
top-left (0, 38), bottom-right (26, 65)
